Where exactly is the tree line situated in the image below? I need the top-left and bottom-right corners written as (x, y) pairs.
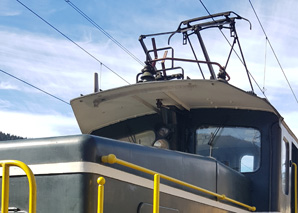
top-left (0, 131), bottom-right (26, 141)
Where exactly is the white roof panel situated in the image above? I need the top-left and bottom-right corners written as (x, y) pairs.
top-left (70, 80), bottom-right (279, 134)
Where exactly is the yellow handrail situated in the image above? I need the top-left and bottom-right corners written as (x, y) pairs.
top-left (0, 160), bottom-right (36, 213)
top-left (153, 174), bottom-right (160, 213)
top-left (101, 154), bottom-right (256, 212)
top-left (293, 162), bottom-right (297, 213)
top-left (97, 177), bottom-right (106, 213)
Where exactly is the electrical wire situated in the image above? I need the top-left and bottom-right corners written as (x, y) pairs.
top-left (65, 0), bottom-right (145, 67)
top-left (16, 0), bottom-right (131, 85)
top-left (249, 0), bottom-right (298, 104)
top-left (263, 37), bottom-right (268, 92)
top-left (0, 69), bottom-right (70, 105)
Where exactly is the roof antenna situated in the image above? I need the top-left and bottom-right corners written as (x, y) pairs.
top-left (94, 72), bottom-right (99, 93)
top-left (94, 63), bottom-right (103, 92)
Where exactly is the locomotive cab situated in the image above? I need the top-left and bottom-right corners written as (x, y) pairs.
top-left (89, 94), bottom-right (297, 212)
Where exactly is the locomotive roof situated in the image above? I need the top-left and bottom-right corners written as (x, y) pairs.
top-left (70, 79), bottom-right (280, 134)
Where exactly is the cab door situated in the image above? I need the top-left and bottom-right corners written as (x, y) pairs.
top-left (291, 143), bottom-right (298, 213)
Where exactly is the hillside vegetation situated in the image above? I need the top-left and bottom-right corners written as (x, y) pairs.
top-left (0, 131), bottom-right (26, 141)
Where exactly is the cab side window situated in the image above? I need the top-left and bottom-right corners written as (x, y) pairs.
top-left (281, 137), bottom-right (289, 195)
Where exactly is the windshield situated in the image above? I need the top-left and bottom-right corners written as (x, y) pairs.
top-left (196, 126), bottom-right (261, 173)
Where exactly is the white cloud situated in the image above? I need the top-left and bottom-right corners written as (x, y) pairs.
top-left (0, 28), bottom-right (136, 98)
top-left (0, 81), bottom-right (19, 90)
top-left (0, 99), bottom-right (11, 109)
top-left (0, 0), bottom-right (21, 16)
top-left (0, 110), bottom-right (80, 138)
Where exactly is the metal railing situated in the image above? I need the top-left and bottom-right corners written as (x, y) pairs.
top-left (101, 154), bottom-right (256, 212)
top-left (0, 160), bottom-right (36, 213)
top-left (97, 177), bottom-right (105, 213)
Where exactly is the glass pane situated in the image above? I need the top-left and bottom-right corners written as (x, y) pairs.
top-left (281, 138), bottom-right (289, 195)
top-left (196, 126), bottom-right (261, 172)
top-left (241, 155), bottom-right (254, 172)
top-left (119, 130), bottom-right (155, 146)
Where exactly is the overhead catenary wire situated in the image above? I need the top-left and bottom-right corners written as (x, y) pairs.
top-left (65, 0), bottom-right (145, 67)
top-left (0, 69), bottom-right (70, 105)
top-left (100, 62), bottom-right (102, 90)
top-left (249, 0), bottom-right (298, 104)
top-left (16, 0), bottom-right (131, 85)
top-left (263, 37), bottom-right (268, 92)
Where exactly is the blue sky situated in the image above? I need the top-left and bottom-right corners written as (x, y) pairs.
top-left (0, 0), bottom-right (297, 138)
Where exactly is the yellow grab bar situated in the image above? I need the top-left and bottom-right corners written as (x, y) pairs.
top-left (102, 154), bottom-right (256, 212)
top-left (0, 160), bottom-right (36, 213)
top-left (293, 162), bottom-right (297, 213)
top-left (153, 174), bottom-right (160, 213)
top-left (97, 177), bottom-right (106, 213)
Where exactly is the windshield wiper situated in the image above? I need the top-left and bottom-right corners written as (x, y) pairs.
top-left (207, 126), bottom-right (222, 156)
